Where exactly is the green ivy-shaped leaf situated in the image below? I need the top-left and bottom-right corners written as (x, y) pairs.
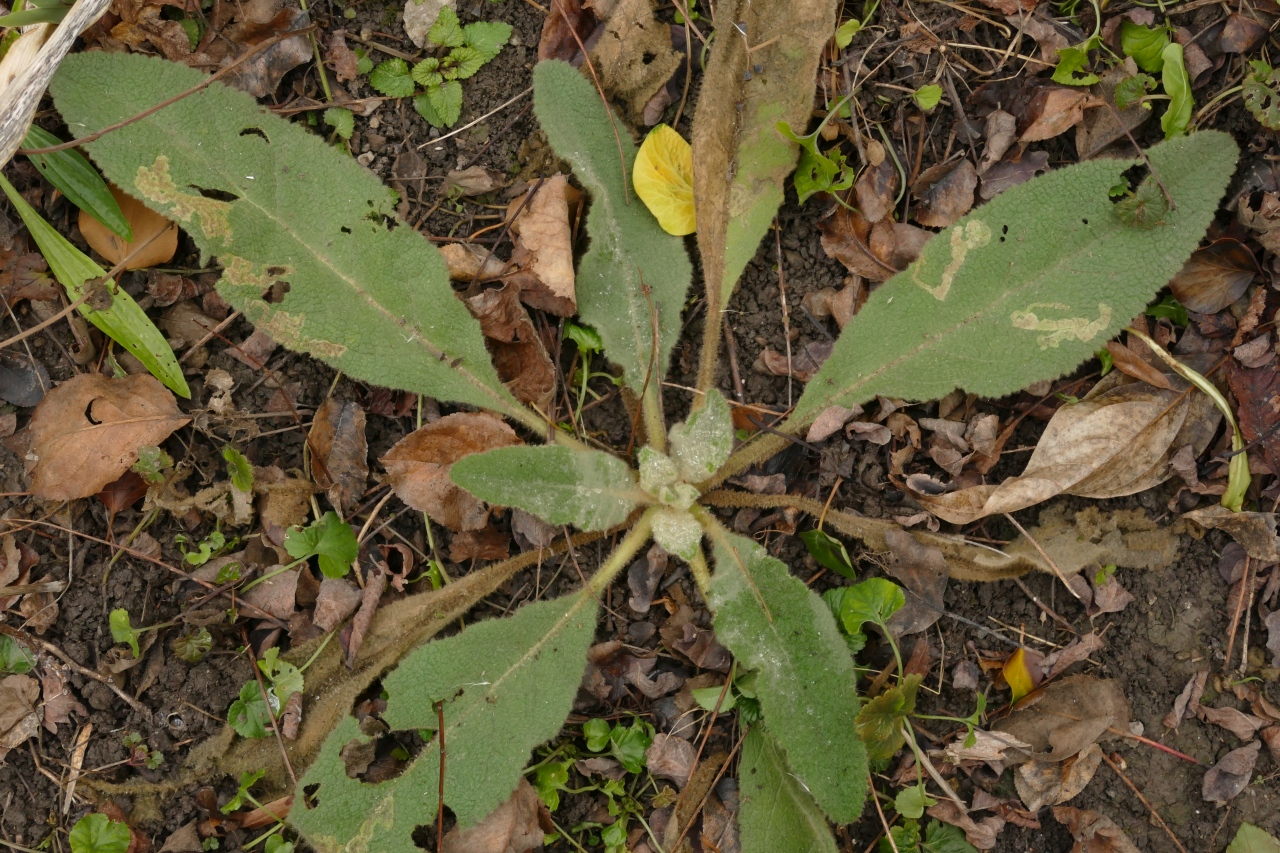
top-left (428, 6), bottom-right (465, 47)
top-left (856, 674), bottom-right (922, 763)
top-left (284, 512), bottom-right (357, 578)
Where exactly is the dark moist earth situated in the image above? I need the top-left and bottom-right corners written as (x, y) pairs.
top-left (1, 0), bottom-right (1278, 849)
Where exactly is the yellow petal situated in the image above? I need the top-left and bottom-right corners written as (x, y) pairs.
top-left (1003, 648), bottom-right (1038, 704)
top-left (633, 124), bottom-right (696, 236)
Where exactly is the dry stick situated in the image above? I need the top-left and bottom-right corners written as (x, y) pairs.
top-left (436, 699), bottom-right (446, 851)
top-left (178, 310), bottom-right (241, 363)
top-left (1240, 561), bottom-right (1258, 676)
top-left (1099, 750), bottom-right (1189, 853)
top-left (869, 772), bottom-right (901, 853)
top-left (1002, 512), bottom-right (1083, 603)
top-left (1224, 555), bottom-right (1251, 673)
top-left (668, 664), bottom-right (734, 849)
top-left (16, 27), bottom-right (316, 156)
top-left (241, 627), bottom-right (299, 788)
top-left (666, 725), bottom-right (749, 853)
top-left (772, 220), bottom-right (794, 410)
top-left (721, 315), bottom-right (746, 403)
top-left (0, 622), bottom-right (150, 718)
top-left (556, 3), bottom-right (630, 205)
top-left (418, 86), bottom-right (532, 151)
top-left (1011, 575), bottom-right (1077, 635)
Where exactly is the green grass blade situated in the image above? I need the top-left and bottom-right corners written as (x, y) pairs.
top-left (0, 173), bottom-right (189, 397)
top-left (22, 125), bottom-right (132, 240)
top-left (787, 132), bottom-right (1238, 430)
top-left (532, 60), bottom-right (693, 397)
top-left (50, 52), bottom-right (531, 425)
top-left (290, 594), bottom-right (598, 850)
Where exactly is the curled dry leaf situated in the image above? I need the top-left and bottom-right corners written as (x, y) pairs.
top-left (927, 799), bottom-right (1003, 850)
top-left (912, 159), bottom-right (978, 228)
top-left (312, 577), bottom-right (363, 632)
top-left (381, 412), bottom-right (521, 531)
top-left (1202, 740), bottom-right (1261, 804)
top-left (1164, 668), bottom-right (1209, 729)
top-left (28, 374), bottom-right (190, 501)
top-left (855, 159), bottom-right (899, 223)
top-left (1021, 87), bottom-right (1093, 142)
top-left (0, 674), bottom-right (40, 759)
top-left (325, 30), bottom-right (360, 82)
top-left (79, 185), bottom-right (178, 270)
top-left (466, 283), bottom-right (557, 412)
top-left (439, 776), bottom-right (547, 853)
top-left (755, 341), bottom-right (833, 382)
top-left (446, 166), bottom-right (507, 198)
top-left (308, 398), bottom-right (368, 518)
top-left (819, 205), bottom-right (930, 282)
top-left (1076, 60), bottom-right (1150, 161)
top-left (1016, 743), bottom-right (1103, 812)
top-left (1051, 805), bottom-right (1142, 853)
top-left (1199, 705), bottom-right (1267, 741)
top-left (1040, 632), bottom-right (1104, 680)
top-left (508, 175), bottom-right (577, 315)
top-left (883, 528), bottom-right (948, 638)
top-left (908, 370), bottom-right (1219, 524)
top-left (440, 243), bottom-right (509, 282)
top-left (1227, 360), bottom-right (1280, 476)
top-left (646, 733), bottom-right (696, 789)
top-left (946, 728), bottom-right (1033, 763)
top-left (1169, 239), bottom-right (1257, 314)
top-left (980, 109), bottom-right (1017, 173)
top-left (1183, 506), bottom-right (1280, 563)
top-left (449, 528), bottom-right (511, 562)
top-left (538, 0), bottom-right (597, 62)
top-left (1104, 341), bottom-right (1172, 390)
top-left (994, 675), bottom-right (1130, 763)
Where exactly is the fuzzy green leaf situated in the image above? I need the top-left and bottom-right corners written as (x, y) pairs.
top-left (23, 125), bottom-right (132, 239)
top-left (692, 0), bottom-right (839, 306)
top-left (709, 530), bottom-right (867, 822)
top-left (0, 173), bottom-right (189, 397)
top-left (652, 508), bottom-right (702, 560)
top-left (738, 727), bottom-right (839, 853)
top-left (369, 58), bottom-right (415, 97)
top-left (533, 60), bottom-right (693, 396)
top-left (669, 388), bottom-right (733, 480)
top-left (51, 52), bottom-right (529, 424)
top-left (786, 132), bottom-right (1237, 430)
top-left (449, 445), bottom-right (644, 531)
top-left (1161, 44), bottom-right (1192, 138)
top-left (290, 594), bottom-right (598, 848)
top-left (1227, 823), bottom-right (1280, 853)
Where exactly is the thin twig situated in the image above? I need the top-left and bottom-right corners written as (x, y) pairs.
top-left (241, 628), bottom-right (298, 788)
top-left (667, 725), bottom-right (749, 852)
top-left (1003, 513), bottom-right (1083, 603)
top-left (1099, 750), bottom-right (1189, 853)
top-left (869, 772), bottom-right (900, 853)
top-left (0, 622), bottom-right (150, 718)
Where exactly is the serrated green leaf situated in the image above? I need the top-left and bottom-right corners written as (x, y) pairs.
top-left (51, 53), bottom-right (530, 424)
top-left (68, 814), bottom-right (131, 853)
top-left (669, 388), bottom-right (733, 480)
top-left (693, 0), bottom-right (838, 308)
top-left (533, 60), bottom-right (693, 396)
top-left (464, 20), bottom-right (511, 58)
top-left (449, 45), bottom-right (488, 79)
top-left (284, 512), bottom-right (357, 578)
top-left (0, 173), bottom-right (189, 397)
top-left (738, 727), bottom-right (839, 853)
top-left (1121, 21), bottom-right (1169, 73)
top-left (414, 91), bottom-right (442, 125)
top-left (227, 679), bottom-right (271, 738)
top-left (322, 107), bottom-right (354, 140)
top-left (775, 121), bottom-right (854, 206)
top-left (132, 446), bottom-right (173, 483)
top-left (429, 6), bottom-right (465, 47)
top-left (291, 594), bottom-right (598, 848)
top-left (1161, 43), bottom-right (1192, 138)
top-left (412, 58), bottom-right (443, 87)
top-left (855, 674), bottom-right (921, 762)
top-left (1115, 73), bottom-right (1156, 110)
top-left (369, 58), bottom-right (415, 97)
top-left (708, 530), bottom-right (867, 822)
top-left (786, 132), bottom-right (1237, 429)
top-left (1244, 61), bottom-right (1280, 129)
top-left (109, 608), bottom-right (139, 658)
top-left (427, 79), bottom-right (463, 127)
top-left (1227, 823), bottom-right (1280, 853)
top-left (449, 445), bottom-right (644, 531)
top-left (23, 126), bottom-right (132, 239)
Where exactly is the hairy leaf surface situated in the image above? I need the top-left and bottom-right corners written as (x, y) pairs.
top-left (291, 594), bottom-right (597, 849)
top-left (708, 530), bottom-right (867, 822)
top-left (50, 53), bottom-right (530, 425)
top-left (692, 0), bottom-right (838, 306)
top-left (450, 445), bottom-right (645, 531)
top-left (738, 727), bottom-right (839, 853)
top-left (532, 60), bottom-right (692, 395)
top-left (787, 132), bottom-right (1238, 429)
top-left (670, 388), bottom-right (733, 480)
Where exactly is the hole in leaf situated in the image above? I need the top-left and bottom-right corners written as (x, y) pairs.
top-left (239, 127), bottom-right (270, 142)
top-left (264, 281), bottom-right (291, 304)
top-left (85, 402), bottom-right (101, 425)
top-left (642, 51), bottom-right (656, 65)
top-left (267, 266), bottom-right (287, 276)
top-left (1081, 218), bottom-right (1089, 225)
top-left (343, 728), bottom-right (430, 784)
top-left (188, 185), bottom-right (239, 202)
top-left (412, 811), bottom-right (457, 851)
top-left (302, 783), bottom-right (320, 809)
top-left (340, 226), bottom-right (352, 234)
top-left (365, 211), bottom-right (398, 231)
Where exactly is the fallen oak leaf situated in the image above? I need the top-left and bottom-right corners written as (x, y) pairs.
top-left (28, 374), bottom-right (190, 501)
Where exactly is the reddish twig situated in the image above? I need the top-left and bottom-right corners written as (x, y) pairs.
top-left (437, 700), bottom-right (446, 851)
top-left (1099, 750), bottom-right (1188, 853)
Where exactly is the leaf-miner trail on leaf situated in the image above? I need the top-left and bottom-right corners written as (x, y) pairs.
top-left (135, 155), bottom-right (232, 240)
top-left (1011, 303), bottom-right (1112, 348)
top-left (911, 219), bottom-right (992, 301)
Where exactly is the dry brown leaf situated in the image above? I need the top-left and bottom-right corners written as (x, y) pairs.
top-left (912, 159), bottom-right (978, 228)
top-left (908, 370), bottom-right (1219, 524)
top-left (755, 342), bottom-right (832, 382)
top-left (1268, 611), bottom-right (1280, 668)
top-left (979, 109), bottom-right (1017, 172)
top-left (1015, 743), bottom-right (1103, 812)
top-left (855, 158), bottom-right (898, 223)
top-left (945, 728), bottom-right (1033, 763)
top-left (28, 374), bottom-right (190, 501)
top-left (1238, 191), bottom-right (1280, 254)
top-left (448, 528), bottom-right (511, 562)
top-left (312, 577), bottom-right (362, 632)
top-left (343, 558), bottom-right (387, 668)
top-left (1020, 87), bottom-right (1091, 142)
top-left (508, 175), bottom-right (576, 315)
top-left (627, 542), bottom-right (668, 614)
top-left (1051, 806), bottom-right (1142, 853)
top-left (883, 528), bottom-right (948, 638)
top-left (439, 777), bottom-right (547, 853)
top-left (242, 568), bottom-right (299, 620)
top-left (1261, 726), bottom-right (1280, 764)
top-left (39, 663), bottom-right (85, 733)
top-left (79, 185), bottom-right (178, 270)
top-left (1227, 359), bottom-right (1280, 476)
top-left (381, 413), bottom-right (521, 531)
top-left (979, 151), bottom-right (1050, 201)
top-left (1198, 705), bottom-right (1267, 741)
top-left (1089, 574), bottom-right (1133, 616)
top-left (927, 799), bottom-right (1003, 850)
top-left (1169, 239), bottom-right (1257, 314)
top-left (971, 0), bottom-right (1035, 12)
top-left (1164, 668), bottom-right (1209, 729)
top-left (446, 166), bottom-right (507, 198)
top-left (0, 674), bottom-right (40, 759)
top-left (440, 243), bottom-right (509, 282)
top-left (1183, 506), bottom-right (1280, 563)
top-left (1202, 740), bottom-right (1260, 803)
top-left (646, 733), bottom-right (696, 789)
top-left (255, 467), bottom-right (316, 545)
top-left (466, 283), bottom-right (557, 412)
top-left (994, 675), bottom-right (1129, 763)
top-left (308, 398), bottom-right (368, 518)
top-left (325, 29), bottom-right (359, 82)
top-left (1075, 59), bottom-right (1150, 160)
top-left (1104, 341), bottom-right (1172, 390)
top-left (219, 2), bottom-right (312, 98)
top-left (589, 0), bottom-right (681, 121)
top-left (819, 206), bottom-right (925, 282)
top-left (806, 404), bottom-right (861, 442)
top-left (539, 0), bottom-right (598, 62)
top-left (1040, 632), bottom-right (1104, 680)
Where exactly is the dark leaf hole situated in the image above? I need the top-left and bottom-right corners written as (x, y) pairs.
top-left (341, 728), bottom-right (431, 785)
top-left (340, 226), bottom-right (352, 234)
top-left (302, 783), bottom-right (320, 809)
top-left (642, 51), bottom-right (656, 65)
top-left (365, 211), bottom-right (399, 231)
top-left (1081, 218), bottom-right (1089, 225)
top-left (85, 402), bottom-right (101, 425)
top-left (264, 281), bottom-right (291, 304)
top-left (411, 811), bottom-right (457, 852)
top-left (1112, 163), bottom-right (1149, 197)
top-left (239, 127), bottom-right (270, 143)
top-left (188, 185), bottom-right (239, 203)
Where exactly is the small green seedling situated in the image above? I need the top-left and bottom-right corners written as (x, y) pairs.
top-left (564, 322), bottom-right (619, 423)
top-left (800, 528), bottom-right (856, 578)
top-left (583, 716), bottom-right (654, 774)
top-left (368, 8), bottom-right (511, 128)
top-left (172, 627), bottom-right (214, 663)
top-left (131, 446), bottom-right (174, 484)
top-left (283, 512), bottom-right (358, 578)
top-left (833, 0), bottom-right (878, 47)
top-left (223, 446), bottom-right (254, 492)
top-left (227, 647), bottom-right (305, 738)
top-left (68, 813), bottom-right (131, 853)
top-left (912, 84), bottom-right (943, 111)
top-left (1094, 563), bottom-right (1117, 586)
top-left (175, 524), bottom-right (236, 567)
top-left (222, 768), bottom-right (268, 814)
top-left (881, 818), bottom-right (977, 853)
top-left (776, 113), bottom-right (855, 205)
top-left (123, 731), bottom-right (165, 769)
top-left (109, 608), bottom-right (175, 658)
